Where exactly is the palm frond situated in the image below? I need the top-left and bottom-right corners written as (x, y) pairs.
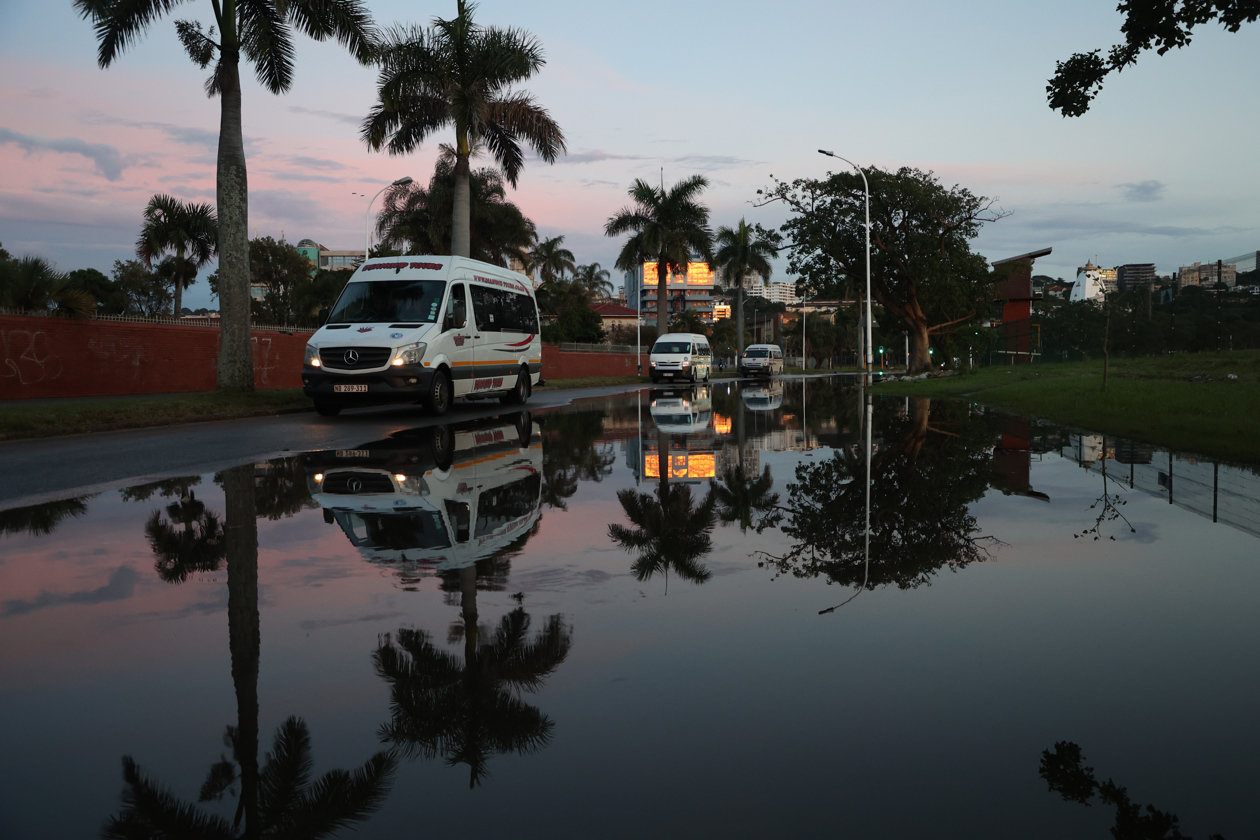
top-left (102, 755), bottom-right (234, 840)
top-left (238, 0), bottom-right (296, 94)
top-left (75, 0), bottom-right (188, 68)
top-left (284, 0), bottom-right (378, 63)
top-left (258, 716), bottom-right (314, 830)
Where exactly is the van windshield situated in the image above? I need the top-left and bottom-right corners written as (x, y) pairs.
top-left (327, 280), bottom-right (446, 324)
top-left (743, 348), bottom-right (770, 358)
top-left (653, 341), bottom-right (692, 354)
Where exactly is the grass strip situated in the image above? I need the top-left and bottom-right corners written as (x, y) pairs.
top-left (876, 352), bottom-right (1260, 464)
top-left (0, 389), bottom-right (313, 440)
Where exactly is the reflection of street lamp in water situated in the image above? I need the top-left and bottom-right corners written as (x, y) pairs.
top-left (820, 394), bottom-right (871, 615)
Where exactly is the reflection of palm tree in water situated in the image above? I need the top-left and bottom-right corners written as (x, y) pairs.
top-left (0, 495), bottom-right (93, 537)
top-left (106, 465), bottom-right (396, 836)
top-left (375, 567), bottom-right (573, 788)
top-left (710, 402), bottom-right (781, 534)
top-left (610, 431), bottom-right (718, 590)
top-left (145, 488), bottom-right (226, 583)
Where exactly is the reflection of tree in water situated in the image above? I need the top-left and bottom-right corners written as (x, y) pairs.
top-left (539, 411), bottom-right (614, 510)
top-left (107, 464), bottom-right (396, 836)
top-left (710, 463), bottom-right (780, 533)
top-left (215, 457), bottom-right (316, 521)
top-left (761, 398), bottom-right (998, 590)
top-left (0, 495), bottom-right (95, 537)
top-left (375, 604), bottom-right (572, 788)
top-left (1039, 741), bottom-right (1222, 840)
top-left (145, 490), bottom-right (226, 583)
top-left (1076, 437), bottom-right (1137, 542)
top-left (610, 429), bottom-right (718, 589)
top-left (119, 476), bottom-right (201, 503)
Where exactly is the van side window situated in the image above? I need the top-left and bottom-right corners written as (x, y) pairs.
top-left (445, 283), bottom-right (467, 330)
top-left (471, 285), bottom-right (538, 334)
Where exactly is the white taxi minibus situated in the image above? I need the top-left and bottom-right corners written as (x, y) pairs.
top-left (302, 256), bottom-right (542, 416)
top-left (648, 332), bottom-right (712, 383)
top-left (738, 344), bottom-right (784, 377)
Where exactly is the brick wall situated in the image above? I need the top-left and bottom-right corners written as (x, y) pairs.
top-left (0, 314), bottom-right (312, 400)
top-left (542, 344), bottom-right (647, 380)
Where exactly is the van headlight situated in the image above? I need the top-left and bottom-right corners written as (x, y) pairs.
top-left (305, 344), bottom-right (321, 367)
top-left (394, 341), bottom-right (426, 366)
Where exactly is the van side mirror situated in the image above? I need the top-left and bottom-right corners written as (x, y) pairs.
top-left (317, 306), bottom-right (329, 327)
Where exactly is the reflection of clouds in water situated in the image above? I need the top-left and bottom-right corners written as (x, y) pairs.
top-left (301, 611), bottom-right (408, 632)
top-left (2, 565), bottom-right (138, 617)
top-left (510, 566), bottom-right (618, 591)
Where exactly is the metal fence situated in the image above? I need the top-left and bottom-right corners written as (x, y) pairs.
top-left (557, 342), bottom-right (641, 353)
top-left (0, 306), bottom-right (313, 334)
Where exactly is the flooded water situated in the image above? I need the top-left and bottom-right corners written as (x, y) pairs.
top-left (3, 377), bottom-right (1259, 838)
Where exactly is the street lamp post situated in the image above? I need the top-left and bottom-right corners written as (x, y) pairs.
top-left (817, 150), bottom-right (872, 377)
top-left (364, 176), bottom-right (414, 260)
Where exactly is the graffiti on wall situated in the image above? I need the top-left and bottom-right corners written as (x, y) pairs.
top-left (1, 330), bottom-right (64, 386)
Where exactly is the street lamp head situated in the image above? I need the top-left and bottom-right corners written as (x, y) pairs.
top-left (391, 176), bottom-right (414, 186)
top-left (818, 149), bottom-right (835, 157)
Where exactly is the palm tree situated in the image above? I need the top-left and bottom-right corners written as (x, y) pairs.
top-left (377, 159), bottom-right (536, 266)
top-left (573, 263), bottom-right (613, 298)
top-left (605, 176), bottom-right (714, 335)
top-left (375, 581), bottom-right (573, 787)
top-left (712, 219), bottom-right (776, 356)
top-left (709, 463), bottom-right (780, 534)
top-left (104, 717), bottom-right (396, 838)
top-left (0, 496), bottom-right (93, 537)
top-left (75, 0), bottom-right (377, 391)
top-left (609, 483), bottom-right (717, 590)
top-left (0, 255), bottom-right (96, 319)
top-left (136, 193), bottom-right (218, 318)
top-left (527, 235), bottom-right (576, 286)
top-left (363, 0), bottom-right (566, 259)
top-left (145, 491), bottom-right (227, 584)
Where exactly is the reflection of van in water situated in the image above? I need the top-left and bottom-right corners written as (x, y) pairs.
top-left (301, 256), bottom-right (541, 417)
top-left (303, 414), bottom-right (541, 575)
top-left (649, 385), bottom-right (713, 435)
top-left (741, 381), bottom-right (784, 411)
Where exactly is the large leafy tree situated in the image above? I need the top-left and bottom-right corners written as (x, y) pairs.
top-left (527, 235), bottom-right (576, 285)
top-left (136, 193), bottom-right (218, 317)
top-left (363, 0), bottom-right (566, 259)
top-left (376, 159), bottom-right (536, 266)
top-left (111, 259), bottom-right (173, 317)
top-left (75, 0), bottom-right (377, 391)
top-left (248, 237), bottom-right (311, 326)
top-left (760, 167), bottom-right (1004, 373)
top-left (605, 176), bottom-right (714, 335)
top-left (1048, 1), bottom-right (1260, 117)
top-left (712, 219), bottom-right (776, 355)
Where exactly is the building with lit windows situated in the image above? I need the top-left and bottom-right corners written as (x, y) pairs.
top-left (634, 260), bottom-right (716, 321)
top-left (296, 239), bottom-right (362, 272)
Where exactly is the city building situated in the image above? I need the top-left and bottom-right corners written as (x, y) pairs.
top-left (636, 260), bottom-right (716, 321)
top-left (1071, 260), bottom-right (1107, 302)
top-left (591, 302), bottom-right (639, 334)
top-left (296, 238), bottom-right (362, 272)
top-left (1117, 263), bottom-right (1156, 292)
top-left (992, 247), bottom-right (1052, 364)
top-left (1178, 261), bottom-right (1238, 289)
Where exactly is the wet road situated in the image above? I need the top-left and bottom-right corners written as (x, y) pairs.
top-left (0, 382), bottom-right (662, 508)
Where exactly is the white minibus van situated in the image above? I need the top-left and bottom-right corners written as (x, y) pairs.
top-left (648, 332), bottom-right (712, 383)
top-left (738, 344), bottom-right (784, 377)
top-left (302, 256), bottom-right (542, 416)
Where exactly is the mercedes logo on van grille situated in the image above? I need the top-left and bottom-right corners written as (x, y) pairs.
top-left (348, 479), bottom-right (363, 493)
top-left (343, 349), bottom-right (359, 365)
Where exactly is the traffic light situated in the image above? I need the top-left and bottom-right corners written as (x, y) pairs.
top-left (928, 347), bottom-right (935, 355)
top-left (878, 346), bottom-right (884, 354)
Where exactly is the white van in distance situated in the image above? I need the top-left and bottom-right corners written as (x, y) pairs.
top-left (302, 256), bottom-right (542, 416)
top-left (738, 344), bottom-right (784, 377)
top-left (648, 333), bottom-right (712, 383)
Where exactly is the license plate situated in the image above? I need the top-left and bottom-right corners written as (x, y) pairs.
top-left (335, 449), bottom-right (369, 458)
top-left (333, 384), bottom-right (369, 393)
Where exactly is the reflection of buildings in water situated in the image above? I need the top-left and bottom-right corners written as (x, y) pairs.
top-left (718, 442), bottom-right (759, 476)
top-left (1062, 434), bottom-right (1260, 538)
top-left (303, 417), bottom-right (543, 584)
top-left (745, 427), bottom-right (821, 453)
top-left (990, 415), bottom-right (1049, 502)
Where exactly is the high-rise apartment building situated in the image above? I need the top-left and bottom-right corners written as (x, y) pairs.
top-left (1117, 264), bottom-right (1156, 292)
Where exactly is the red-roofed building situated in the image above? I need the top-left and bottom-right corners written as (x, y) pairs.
top-left (592, 302), bottom-right (639, 332)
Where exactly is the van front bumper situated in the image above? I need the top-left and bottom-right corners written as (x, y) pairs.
top-left (302, 365), bottom-right (435, 404)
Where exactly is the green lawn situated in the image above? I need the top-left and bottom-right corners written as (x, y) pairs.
top-left (0, 390), bottom-right (313, 440)
top-left (876, 352), bottom-right (1260, 463)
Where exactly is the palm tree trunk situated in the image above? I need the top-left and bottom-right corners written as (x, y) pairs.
top-left (460, 565), bottom-right (478, 665)
top-left (222, 464), bottom-right (259, 839)
top-left (735, 284), bottom-right (744, 356)
top-left (173, 245), bottom-right (186, 319)
top-left (452, 149), bottom-right (472, 258)
top-left (215, 39), bottom-right (255, 391)
top-left (656, 255), bottom-right (669, 335)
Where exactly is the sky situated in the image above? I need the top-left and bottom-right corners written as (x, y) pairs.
top-left (1, 0), bottom-right (1258, 310)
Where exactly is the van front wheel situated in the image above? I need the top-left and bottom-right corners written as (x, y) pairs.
top-left (501, 366), bottom-right (531, 405)
top-left (425, 370), bottom-right (452, 416)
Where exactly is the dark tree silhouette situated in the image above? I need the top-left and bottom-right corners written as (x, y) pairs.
top-left (145, 490), bottom-right (227, 583)
top-left (1039, 741), bottom-right (1224, 840)
top-left (539, 411), bottom-right (614, 510)
top-left (760, 398), bottom-right (998, 590)
top-left (0, 496), bottom-right (94, 537)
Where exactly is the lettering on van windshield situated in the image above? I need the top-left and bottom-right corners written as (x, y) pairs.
top-left (474, 274), bottom-right (527, 293)
top-left (362, 261), bottom-right (443, 272)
